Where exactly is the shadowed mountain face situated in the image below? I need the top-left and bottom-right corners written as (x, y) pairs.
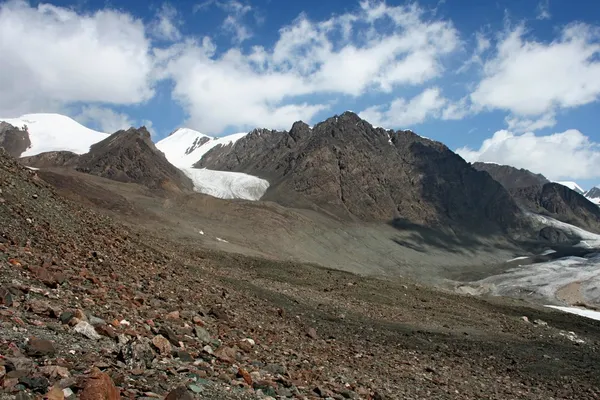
top-left (22, 127), bottom-right (194, 193)
top-left (586, 187), bottom-right (600, 201)
top-left (512, 183), bottom-right (600, 233)
top-left (471, 162), bottom-right (600, 233)
top-left (0, 122), bottom-right (31, 158)
top-left (472, 162), bottom-right (549, 189)
top-left (197, 112), bottom-right (522, 233)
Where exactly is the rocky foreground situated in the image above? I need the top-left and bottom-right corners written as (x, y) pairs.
top-left (0, 149), bottom-right (599, 400)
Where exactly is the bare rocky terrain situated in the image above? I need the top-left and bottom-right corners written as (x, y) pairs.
top-left (472, 162), bottom-right (600, 234)
top-left (1, 145), bottom-right (600, 400)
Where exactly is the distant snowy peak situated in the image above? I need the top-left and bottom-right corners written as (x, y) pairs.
top-left (156, 129), bottom-right (247, 169)
top-left (555, 181), bottom-right (585, 195)
top-left (0, 113), bottom-right (108, 157)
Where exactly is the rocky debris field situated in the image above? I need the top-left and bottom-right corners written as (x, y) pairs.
top-left (0, 148), bottom-right (599, 400)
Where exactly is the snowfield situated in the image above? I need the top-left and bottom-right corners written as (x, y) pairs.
top-left (0, 113), bottom-right (109, 156)
top-left (183, 168), bottom-right (269, 201)
top-left (1, 114), bottom-right (268, 201)
top-left (461, 214), bottom-right (600, 306)
top-left (156, 128), bottom-right (269, 201)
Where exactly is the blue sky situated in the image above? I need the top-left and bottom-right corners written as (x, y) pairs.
top-left (1, 0), bottom-right (600, 187)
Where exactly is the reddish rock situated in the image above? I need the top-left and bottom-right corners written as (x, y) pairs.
top-left (25, 337), bottom-right (57, 357)
top-left (45, 385), bottom-right (65, 400)
top-left (151, 335), bottom-right (172, 356)
top-left (238, 368), bottom-right (253, 385)
top-left (79, 367), bottom-right (120, 400)
top-left (165, 310), bottom-right (180, 320)
top-left (165, 386), bottom-right (193, 400)
top-left (214, 346), bottom-right (237, 364)
top-left (307, 327), bottom-right (318, 340)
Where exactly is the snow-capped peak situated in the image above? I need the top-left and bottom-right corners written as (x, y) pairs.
top-left (0, 113), bottom-right (109, 157)
top-left (156, 128), bottom-right (247, 169)
top-left (555, 181), bottom-right (585, 195)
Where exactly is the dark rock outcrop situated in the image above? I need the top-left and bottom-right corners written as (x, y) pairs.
top-left (472, 162), bottom-right (549, 189)
top-left (21, 151), bottom-right (79, 168)
top-left (511, 183), bottom-right (600, 233)
top-left (538, 226), bottom-right (570, 244)
top-left (22, 127), bottom-right (193, 193)
top-left (197, 112), bottom-right (522, 233)
top-left (0, 121), bottom-right (31, 158)
top-left (472, 162), bottom-right (600, 232)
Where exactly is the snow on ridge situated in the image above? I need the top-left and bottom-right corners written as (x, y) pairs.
top-left (0, 113), bottom-right (109, 157)
top-left (555, 181), bottom-right (585, 194)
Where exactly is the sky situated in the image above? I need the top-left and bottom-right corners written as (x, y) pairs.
top-left (1, 0), bottom-right (600, 187)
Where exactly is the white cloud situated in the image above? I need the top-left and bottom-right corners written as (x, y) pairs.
top-left (194, 0), bottom-right (254, 44)
top-left (359, 88), bottom-right (447, 127)
top-left (162, 1), bottom-right (460, 133)
top-left (75, 106), bottom-right (135, 133)
top-left (470, 23), bottom-right (600, 117)
top-left (150, 3), bottom-right (182, 41)
top-left (0, 0), bottom-right (155, 117)
top-left (505, 113), bottom-right (556, 133)
top-left (536, 0), bottom-right (551, 20)
top-left (457, 129), bottom-right (600, 180)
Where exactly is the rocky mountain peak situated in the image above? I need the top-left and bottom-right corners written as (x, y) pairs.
top-left (0, 121), bottom-right (31, 158)
top-left (197, 114), bottom-right (523, 233)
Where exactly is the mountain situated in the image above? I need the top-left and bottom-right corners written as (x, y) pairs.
top-left (196, 111), bottom-right (523, 233)
top-left (24, 127), bottom-right (194, 193)
top-left (472, 162), bottom-right (549, 189)
top-left (156, 128), bottom-right (269, 200)
top-left (556, 181), bottom-right (585, 194)
top-left (0, 121), bottom-right (31, 157)
top-left (471, 162), bottom-right (600, 234)
top-left (0, 113), bottom-right (109, 157)
top-left (585, 187), bottom-right (600, 205)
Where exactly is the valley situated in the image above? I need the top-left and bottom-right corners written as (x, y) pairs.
top-left (0, 113), bottom-right (599, 399)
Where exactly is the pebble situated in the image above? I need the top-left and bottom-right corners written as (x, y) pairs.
top-left (74, 321), bottom-right (102, 340)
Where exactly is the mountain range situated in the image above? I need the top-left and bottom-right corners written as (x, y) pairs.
top-left (2, 112), bottom-right (600, 245)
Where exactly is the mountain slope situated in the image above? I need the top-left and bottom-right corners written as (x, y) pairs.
top-left (510, 183), bottom-right (600, 233)
top-left (472, 162), bottom-right (549, 189)
top-left (471, 162), bottom-right (600, 233)
top-left (197, 112), bottom-right (523, 233)
top-left (0, 113), bottom-right (109, 156)
top-left (24, 127), bottom-right (194, 193)
top-left (556, 181), bottom-right (585, 195)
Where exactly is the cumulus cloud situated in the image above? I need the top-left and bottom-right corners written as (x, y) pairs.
top-left (456, 130), bottom-right (600, 180)
top-left (75, 106), bottom-right (135, 133)
top-left (162, 1), bottom-right (460, 132)
top-left (359, 88), bottom-right (447, 127)
top-left (470, 23), bottom-right (600, 118)
top-left (0, 0), bottom-right (155, 117)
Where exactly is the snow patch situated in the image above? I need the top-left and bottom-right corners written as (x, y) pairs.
top-left (0, 113), bottom-right (108, 156)
top-left (555, 181), bottom-right (585, 194)
top-left (546, 305), bottom-right (600, 322)
top-left (507, 256), bottom-right (529, 262)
